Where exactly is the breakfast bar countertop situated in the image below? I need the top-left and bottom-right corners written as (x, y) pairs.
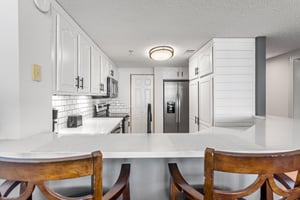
top-left (58, 118), bottom-right (123, 135)
top-left (0, 116), bottom-right (300, 159)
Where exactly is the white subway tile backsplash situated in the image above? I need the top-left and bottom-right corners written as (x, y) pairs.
top-left (52, 95), bottom-right (130, 131)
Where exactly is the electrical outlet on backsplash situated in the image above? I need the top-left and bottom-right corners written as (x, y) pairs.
top-left (52, 95), bottom-right (129, 130)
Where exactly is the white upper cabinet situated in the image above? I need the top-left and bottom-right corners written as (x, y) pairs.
top-left (199, 42), bottom-right (213, 77)
top-left (90, 47), bottom-right (101, 94)
top-left (56, 13), bottom-right (78, 93)
top-left (53, 5), bottom-right (118, 96)
top-left (108, 62), bottom-right (119, 80)
top-left (189, 54), bottom-right (199, 80)
top-left (100, 54), bottom-right (109, 95)
top-left (161, 67), bottom-right (188, 80)
top-left (78, 35), bottom-right (91, 94)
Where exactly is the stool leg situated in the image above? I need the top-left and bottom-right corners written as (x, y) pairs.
top-left (123, 183), bottom-right (130, 200)
top-left (170, 181), bottom-right (179, 200)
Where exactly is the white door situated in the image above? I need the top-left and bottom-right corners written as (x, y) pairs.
top-left (131, 75), bottom-right (154, 133)
top-left (189, 79), bottom-right (199, 132)
top-left (294, 59), bottom-right (300, 118)
top-left (78, 35), bottom-right (91, 94)
top-left (56, 14), bottom-right (78, 93)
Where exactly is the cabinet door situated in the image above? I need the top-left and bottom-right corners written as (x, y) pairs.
top-left (56, 14), bottom-right (78, 93)
top-left (199, 44), bottom-right (213, 77)
top-left (189, 55), bottom-right (199, 80)
top-left (199, 75), bottom-right (213, 128)
top-left (100, 55), bottom-right (109, 95)
top-left (179, 67), bottom-right (189, 79)
top-left (108, 63), bottom-right (119, 80)
top-left (189, 79), bottom-right (199, 132)
top-left (78, 35), bottom-right (91, 94)
top-left (90, 47), bottom-right (101, 94)
top-left (162, 67), bottom-right (188, 80)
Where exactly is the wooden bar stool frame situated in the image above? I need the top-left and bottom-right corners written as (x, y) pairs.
top-left (169, 148), bottom-right (300, 200)
top-left (0, 151), bottom-right (130, 200)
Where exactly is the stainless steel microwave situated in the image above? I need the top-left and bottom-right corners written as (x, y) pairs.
top-left (107, 77), bottom-right (118, 98)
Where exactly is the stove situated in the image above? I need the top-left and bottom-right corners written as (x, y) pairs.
top-left (94, 103), bottom-right (130, 133)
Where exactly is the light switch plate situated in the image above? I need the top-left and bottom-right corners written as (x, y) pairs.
top-left (32, 64), bottom-right (41, 81)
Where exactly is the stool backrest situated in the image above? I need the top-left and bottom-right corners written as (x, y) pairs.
top-left (0, 151), bottom-right (102, 200)
top-left (204, 148), bottom-right (300, 200)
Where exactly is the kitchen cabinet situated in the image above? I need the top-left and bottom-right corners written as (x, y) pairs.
top-left (189, 79), bottom-right (199, 132)
top-left (199, 75), bottom-right (213, 129)
top-left (188, 54), bottom-right (199, 80)
top-left (55, 13), bottom-right (91, 94)
top-left (90, 47), bottom-right (101, 94)
top-left (78, 35), bottom-right (91, 94)
top-left (55, 13), bottom-right (78, 93)
top-left (108, 62), bottom-right (119, 80)
top-left (160, 67), bottom-right (188, 80)
top-left (53, 7), bottom-right (118, 96)
top-left (91, 48), bottom-right (110, 95)
top-left (189, 38), bottom-right (255, 129)
top-left (189, 41), bottom-right (213, 80)
top-left (100, 55), bottom-right (109, 95)
top-left (198, 43), bottom-right (213, 77)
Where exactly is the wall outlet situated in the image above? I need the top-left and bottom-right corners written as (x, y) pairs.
top-left (32, 64), bottom-right (41, 81)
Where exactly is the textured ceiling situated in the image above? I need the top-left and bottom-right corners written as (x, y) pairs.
top-left (57, 0), bottom-right (300, 68)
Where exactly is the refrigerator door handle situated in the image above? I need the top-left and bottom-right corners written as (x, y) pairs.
top-left (175, 95), bottom-right (179, 123)
top-left (147, 104), bottom-right (152, 133)
top-left (178, 93), bottom-right (181, 123)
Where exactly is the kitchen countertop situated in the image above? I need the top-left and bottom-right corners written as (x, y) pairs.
top-left (1, 116), bottom-right (300, 159)
top-left (58, 118), bottom-right (123, 135)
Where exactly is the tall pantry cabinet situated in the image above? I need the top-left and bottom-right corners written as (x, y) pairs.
top-left (189, 38), bottom-right (255, 132)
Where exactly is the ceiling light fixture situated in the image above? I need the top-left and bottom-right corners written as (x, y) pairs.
top-left (149, 46), bottom-right (174, 61)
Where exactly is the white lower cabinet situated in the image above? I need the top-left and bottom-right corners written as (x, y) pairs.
top-left (189, 79), bottom-right (199, 132)
top-left (199, 75), bottom-right (213, 127)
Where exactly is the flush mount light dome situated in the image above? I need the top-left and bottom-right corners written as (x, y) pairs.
top-left (149, 46), bottom-right (174, 61)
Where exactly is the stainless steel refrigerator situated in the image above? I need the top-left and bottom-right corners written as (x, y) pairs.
top-left (163, 80), bottom-right (189, 133)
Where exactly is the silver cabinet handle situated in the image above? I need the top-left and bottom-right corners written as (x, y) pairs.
top-left (177, 71), bottom-right (179, 77)
top-left (181, 72), bottom-right (183, 77)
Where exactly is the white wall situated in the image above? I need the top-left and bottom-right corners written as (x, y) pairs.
top-left (118, 67), bottom-right (154, 107)
top-left (0, 0), bottom-right (21, 138)
top-left (0, 0), bottom-right (52, 139)
top-left (266, 49), bottom-right (300, 117)
top-left (19, 0), bottom-right (52, 138)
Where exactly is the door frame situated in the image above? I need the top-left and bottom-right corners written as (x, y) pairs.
top-left (130, 74), bottom-right (155, 133)
top-left (288, 57), bottom-right (300, 118)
